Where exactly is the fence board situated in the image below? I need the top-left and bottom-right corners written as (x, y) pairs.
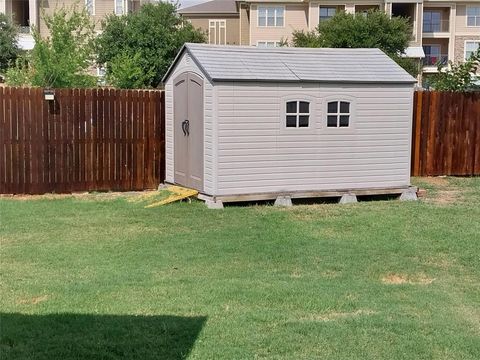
top-left (412, 91), bottom-right (480, 176)
top-left (0, 86), bottom-right (164, 194)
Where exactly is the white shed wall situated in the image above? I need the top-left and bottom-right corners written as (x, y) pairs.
top-left (165, 53), bottom-right (215, 194)
top-left (214, 82), bottom-right (414, 196)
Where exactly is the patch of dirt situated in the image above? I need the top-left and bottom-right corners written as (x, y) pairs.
top-left (2, 191), bottom-right (160, 202)
top-left (304, 309), bottom-right (377, 322)
top-left (422, 176), bottom-right (450, 187)
top-left (17, 295), bottom-right (49, 305)
top-left (321, 270), bottom-right (341, 279)
top-left (418, 177), bottom-right (463, 205)
top-left (290, 270), bottom-right (302, 278)
top-left (381, 273), bottom-right (435, 285)
top-left (434, 189), bottom-right (462, 204)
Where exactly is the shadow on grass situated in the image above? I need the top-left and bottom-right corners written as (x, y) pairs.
top-left (0, 313), bottom-right (206, 360)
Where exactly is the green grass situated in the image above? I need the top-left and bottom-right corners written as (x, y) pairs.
top-left (1, 177), bottom-right (479, 359)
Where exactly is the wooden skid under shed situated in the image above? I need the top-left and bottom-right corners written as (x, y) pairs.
top-left (198, 186), bottom-right (416, 203)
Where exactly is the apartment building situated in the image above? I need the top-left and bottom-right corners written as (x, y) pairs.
top-left (179, 0), bottom-right (480, 74)
top-left (0, 0), bottom-right (146, 50)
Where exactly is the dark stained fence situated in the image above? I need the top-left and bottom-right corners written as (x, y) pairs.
top-left (0, 87), bottom-right (165, 194)
top-left (412, 91), bottom-right (480, 177)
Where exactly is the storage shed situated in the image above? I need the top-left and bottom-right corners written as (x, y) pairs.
top-left (162, 43), bottom-right (417, 207)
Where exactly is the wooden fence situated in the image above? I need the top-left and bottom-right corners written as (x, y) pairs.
top-left (1, 88), bottom-right (479, 195)
top-left (411, 91), bottom-right (480, 176)
top-left (0, 87), bottom-right (164, 194)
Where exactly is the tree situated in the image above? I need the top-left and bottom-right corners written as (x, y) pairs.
top-left (6, 5), bottom-right (97, 88)
top-left (106, 51), bottom-right (154, 89)
top-left (96, 2), bottom-right (206, 88)
top-left (427, 48), bottom-right (480, 91)
top-left (291, 11), bottom-right (419, 76)
top-left (0, 13), bottom-right (20, 74)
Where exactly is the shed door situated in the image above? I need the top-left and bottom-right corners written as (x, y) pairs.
top-left (173, 72), bottom-right (204, 191)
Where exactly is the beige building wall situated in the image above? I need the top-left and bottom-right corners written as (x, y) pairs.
top-left (455, 3), bottom-right (480, 34)
top-left (240, 3), bottom-right (250, 45)
top-left (38, 0), bottom-right (139, 36)
top-left (309, 1), bottom-right (383, 29)
top-left (249, 3), bottom-right (308, 45)
top-left (186, 16), bottom-right (240, 45)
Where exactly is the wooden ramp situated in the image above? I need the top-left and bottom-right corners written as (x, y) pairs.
top-left (145, 186), bottom-right (198, 208)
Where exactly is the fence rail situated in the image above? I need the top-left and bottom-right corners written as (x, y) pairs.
top-left (0, 87), bottom-right (165, 194)
top-left (411, 91), bottom-right (480, 177)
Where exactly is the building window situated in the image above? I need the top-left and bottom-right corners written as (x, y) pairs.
top-left (85, 0), bottom-right (94, 15)
top-left (209, 20), bottom-right (226, 45)
top-left (286, 101), bottom-right (310, 128)
top-left (115, 0), bottom-right (124, 15)
top-left (257, 41), bottom-right (281, 48)
top-left (423, 11), bottom-right (441, 32)
top-left (258, 6), bottom-right (284, 27)
top-left (467, 6), bottom-right (480, 27)
top-left (327, 101), bottom-right (350, 127)
top-left (319, 7), bottom-right (337, 22)
top-left (465, 41), bottom-right (480, 60)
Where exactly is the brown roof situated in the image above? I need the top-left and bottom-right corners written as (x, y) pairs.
top-left (178, 0), bottom-right (238, 14)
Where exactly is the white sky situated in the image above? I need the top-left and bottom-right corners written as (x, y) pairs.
top-left (177, 0), bottom-right (210, 9)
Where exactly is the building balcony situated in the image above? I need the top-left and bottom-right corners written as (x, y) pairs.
top-left (423, 20), bottom-right (450, 34)
top-left (422, 55), bottom-right (448, 67)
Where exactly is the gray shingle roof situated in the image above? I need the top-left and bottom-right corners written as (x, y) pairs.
top-left (178, 0), bottom-right (237, 14)
top-left (163, 43), bottom-right (417, 84)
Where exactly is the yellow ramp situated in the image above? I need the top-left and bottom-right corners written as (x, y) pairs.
top-left (145, 185), bottom-right (198, 208)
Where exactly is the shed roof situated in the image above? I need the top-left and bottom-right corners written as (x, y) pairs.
top-left (178, 0), bottom-right (238, 14)
top-left (163, 43), bottom-right (417, 84)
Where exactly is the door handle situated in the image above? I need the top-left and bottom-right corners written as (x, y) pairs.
top-left (182, 120), bottom-right (190, 136)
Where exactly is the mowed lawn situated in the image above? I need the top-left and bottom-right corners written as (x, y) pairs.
top-left (1, 177), bottom-right (479, 359)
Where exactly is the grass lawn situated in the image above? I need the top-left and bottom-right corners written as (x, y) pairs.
top-left (1, 177), bottom-right (479, 359)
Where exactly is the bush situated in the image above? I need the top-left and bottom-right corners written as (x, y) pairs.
top-left (428, 48), bottom-right (480, 91)
top-left (96, 2), bottom-right (206, 88)
top-left (292, 11), bottom-right (419, 77)
top-left (0, 13), bottom-right (20, 74)
top-left (6, 5), bottom-right (97, 88)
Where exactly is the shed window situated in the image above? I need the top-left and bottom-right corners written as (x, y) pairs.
top-left (286, 101), bottom-right (310, 128)
top-left (327, 101), bottom-right (350, 127)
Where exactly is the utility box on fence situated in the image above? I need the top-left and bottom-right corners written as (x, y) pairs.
top-left (162, 43), bottom-right (417, 203)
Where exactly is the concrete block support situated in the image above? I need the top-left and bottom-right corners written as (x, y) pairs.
top-left (399, 188), bottom-right (418, 201)
top-left (274, 195), bottom-right (293, 207)
top-left (339, 193), bottom-right (357, 204)
top-left (206, 199), bottom-right (224, 209)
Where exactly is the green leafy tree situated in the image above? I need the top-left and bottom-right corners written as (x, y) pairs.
top-left (427, 48), bottom-right (480, 91)
top-left (0, 13), bottom-right (20, 74)
top-left (107, 51), bottom-right (154, 89)
top-left (292, 11), bottom-right (419, 76)
top-left (96, 2), bottom-right (206, 88)
top-left (6, 5), bottom-right (96, 87)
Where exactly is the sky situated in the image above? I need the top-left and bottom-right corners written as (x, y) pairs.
top-left (177, 0), bottom-right (210, 9)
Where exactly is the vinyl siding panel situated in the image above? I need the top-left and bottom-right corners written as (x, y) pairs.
top-left (214, 82), bottom-right (413, 196)
top-left (165, 53), bottom-right (215, 194)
